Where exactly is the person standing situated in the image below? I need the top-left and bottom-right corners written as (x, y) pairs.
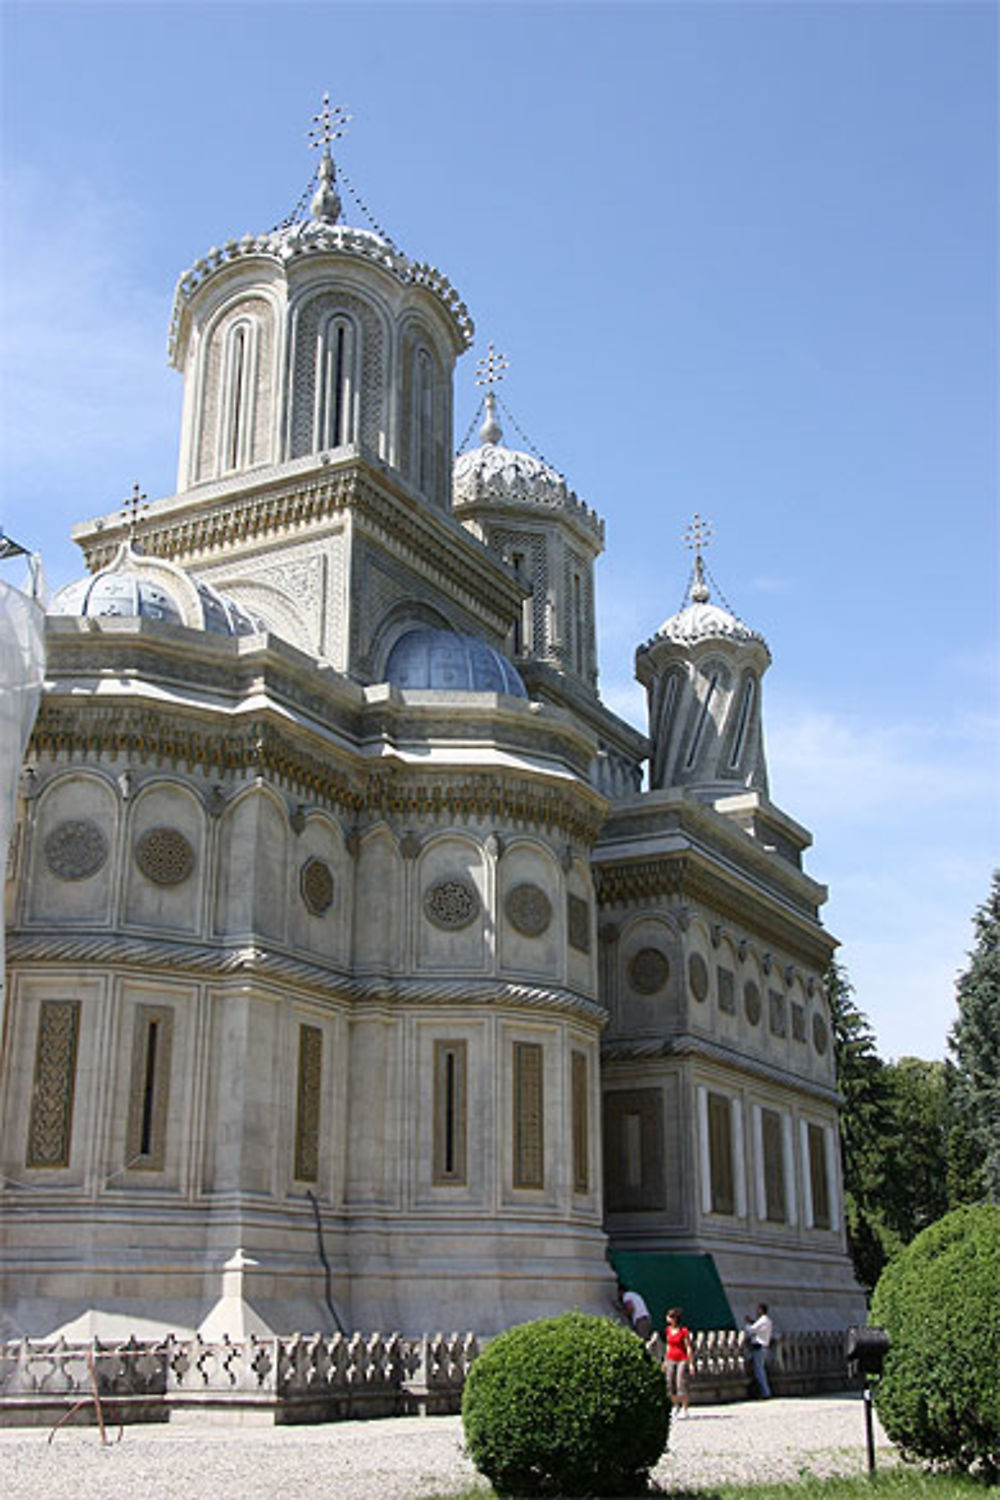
top-left (744, 1303), bottom-right (774, 1398)
top-left (617, 1280), bottom-right (652, 1338)
top-left (662, 1306), bottom-right (694, 1418)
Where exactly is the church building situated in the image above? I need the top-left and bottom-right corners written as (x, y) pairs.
top-left (0, 104), bottom-right (862, 1342)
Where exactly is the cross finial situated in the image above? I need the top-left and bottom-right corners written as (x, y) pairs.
top-left (475, 343), bottom-right (510, 391)
top-left (121, 482), bottom-right (148, 545)
top-left (683, 513), bottom-right (713, 603)
top-left (475, 343), bottom-right (509, 445)
top-left (308, 93), bottom-right (351, 156)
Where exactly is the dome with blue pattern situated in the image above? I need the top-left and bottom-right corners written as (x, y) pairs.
top-left (385, 628), bottom-right (527, 697)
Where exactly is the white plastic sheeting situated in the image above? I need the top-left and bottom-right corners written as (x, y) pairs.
top-left (1, 573), bottom-right (45, 1015)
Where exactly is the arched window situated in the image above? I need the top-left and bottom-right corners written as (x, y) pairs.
top-left (220, 319), bottom-right (256, 472)
top-left (729, 675), bottom-right (757, 770)
top-left (315, 314), bottom-right (357, 449)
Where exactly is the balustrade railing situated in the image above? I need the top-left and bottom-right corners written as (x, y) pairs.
top-left (0, 1326), bottom-right (847, 1425)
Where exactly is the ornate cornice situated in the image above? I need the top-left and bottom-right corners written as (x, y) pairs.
top-left (7, 932), bottom-right (606, 1025)
top-left (593, 851), bottom-right (834, 969)
top-left (168, 223), bottom-right (474, 365)
top-left (27, 702), bottom-right (607, 844)
top-left (78, 462), bottom-right (522, 635)
top-left (601, 1032), bottom-right (840, 1106)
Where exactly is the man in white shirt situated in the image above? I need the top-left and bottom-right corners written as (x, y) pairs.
top-left (744, 1303), bottom-right (773, 1398)
top-left (617, 1281), bottom-right (652, 1338)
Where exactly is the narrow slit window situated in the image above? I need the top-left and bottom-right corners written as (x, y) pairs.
top-left (573, 574), bottom-right (585, 674)
top-left (729, 677), bottom-right (756, 769)
top-left (316, 317), bottom-right (355, 450)
top-left (125, 1005), bottom-right (173, 1172)
top-left (222, 322), bottom-right (253, 472)
top-left (571, 1050), bottom-right (589, 1194)
top-left (433, 1040), bottom-right (467, 1184)
top-left (685, 673), bottom-right (718, 769)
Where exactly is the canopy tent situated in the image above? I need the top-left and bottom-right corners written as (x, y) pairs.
top-left (610, 1250), bottom-right (736, 1333)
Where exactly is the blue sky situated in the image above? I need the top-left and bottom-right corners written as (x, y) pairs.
top-left (2, 0), bottom-right (997, 1061)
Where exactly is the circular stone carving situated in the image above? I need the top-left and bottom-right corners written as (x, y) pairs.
top-left (812, 1013), bottom-right (829, 1054)
top-left (44, 819), bottom-right (108, 881)
top-left (628, 947), bottom-right (671, 996)
top-left (300, 856), bottom-right (334, 916)
top-left (134, 826), bottom-right (195, 886)
top-left (688, 952), bottom-right (709, 1003)
top-left (423, 878), bottom-right (480, 931)
top-left (505, 882), bottom-right (552, 938)
top-left (744, 980), bottom-right (762, 1025)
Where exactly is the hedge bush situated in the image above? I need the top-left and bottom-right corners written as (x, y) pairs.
top-left (461, 1311), bottom-right (669, 1497)
top-left (870, 1202), bottom-right (1000, 1479)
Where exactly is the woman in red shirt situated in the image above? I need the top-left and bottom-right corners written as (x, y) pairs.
top-left (662, 1306), bottom-right (694, 1418)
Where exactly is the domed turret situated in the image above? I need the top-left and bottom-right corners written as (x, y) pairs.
top-left (168, 100), bottom-right (472, 510)
top-left (452, 355), bottom-right (604, 692)
top-left (636, 518), bottom-right (771, 798)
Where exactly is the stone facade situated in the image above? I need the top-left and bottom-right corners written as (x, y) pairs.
top-left (0, 123), bottom-right (862, 1348)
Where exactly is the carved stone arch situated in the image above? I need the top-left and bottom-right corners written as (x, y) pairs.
top-left (288, 285), bottom-right (387, 459)
top-left (194, 289), bottom-right (279, 483)
top-left (29, 770), bottom-right (120, 922)
top-left (204, 575), bottom-right (313, 655)
top-left (369, 601), bottom-right (456, 683)
top-left (397, 313), bottom-right (451, 508)
top-left (213, 781), bottom-right (289, 943)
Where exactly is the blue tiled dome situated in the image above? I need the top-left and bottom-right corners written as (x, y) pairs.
top-left (50, 543), bottom-right (264, 637)
top-left (384, 628), bottom-right (527, 697)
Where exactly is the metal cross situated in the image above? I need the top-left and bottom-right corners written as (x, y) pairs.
top-left (683, 512), bottom-right (714, 555)
top-left (121, 482), bottom-right (148, 541)
top-left (475, 342), bottom-right (510, 390)
top-left (308, 93), bottom-right (351, 154)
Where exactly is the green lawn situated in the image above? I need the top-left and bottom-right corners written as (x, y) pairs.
top-left (413, 1473), bottom-right (992, 1500)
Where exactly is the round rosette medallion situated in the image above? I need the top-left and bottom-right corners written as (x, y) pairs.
top-left (505, 882), bottom-right (552, 938)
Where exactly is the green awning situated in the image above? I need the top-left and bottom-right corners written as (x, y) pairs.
top-left (610, 1251), bottom-right (736, 1333)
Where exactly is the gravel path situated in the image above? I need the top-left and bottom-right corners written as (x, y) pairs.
top-left (1, 1394), bottom-right (893, 1499)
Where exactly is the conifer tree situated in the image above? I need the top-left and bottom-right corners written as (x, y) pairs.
top-left (948, 871), bottom-right (1000, 1200)
top-left (826, 962), bottom-right (894, 1292)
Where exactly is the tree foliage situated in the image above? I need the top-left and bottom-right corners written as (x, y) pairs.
top-left (462, 1311), bottom-right (668, 1497)
top-left (948, 870), bottom-right (1000, 1201)
top-left (871, 1203), bottom-right (1000, 1479)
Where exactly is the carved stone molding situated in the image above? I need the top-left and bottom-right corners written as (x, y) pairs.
top-left (135, 827), bottom-right (196, 886)
top-left (300, 857), bottom-right (334, 916)
top-left (505, 883), bottom-right (552, 938)
top-left (423, 879), bottom-right (480, 931)
top-left (44, 820), bottom-right (108, 882)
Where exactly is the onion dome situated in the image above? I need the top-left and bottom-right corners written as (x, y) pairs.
top-left (641, 553), bottom-right (770, 657)
top-left (453, 393), bottom-right (603, 544)
top-left (384, 627), bottom-right (527, 697)
top-left (50, 541), bottom-right (264, 637)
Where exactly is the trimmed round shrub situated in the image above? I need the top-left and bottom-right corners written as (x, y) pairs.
top-left (462, 1310), bottom-right (669, 1497)
top-left (870, 1202), bottom-right (1000, 1478)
